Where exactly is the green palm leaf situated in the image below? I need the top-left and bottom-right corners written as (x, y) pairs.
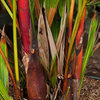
top-left (0, 38), bottom-right (8, 89)
top-left (0, 79), bottom-right (11, 100)
top-left (51, 0), bottom-right (59, 8)
top-left (79, 16), bottom-right (98, 93)
top-left (45, 0), bottom-right (51, 15)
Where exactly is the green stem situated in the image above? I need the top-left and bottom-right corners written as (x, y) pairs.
top-left (13, 0), bottom-right (19, 88)
top-left (64, 87), bottom-right (70, 100)
top-left (1, 0), bottom-right (13, 19)
top-left (64, 0), bottom-right (87, 77)
top-left (78, 0), bottom-right (82, 13)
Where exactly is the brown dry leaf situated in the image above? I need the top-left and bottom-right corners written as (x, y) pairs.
top-left (45, 15), bottom-right (57, 59)
top-left (56, 6), bottom-right (66, 77)
top-left (52, 80), bottom-right (61, 100)
top-left (0, 28), bottom-right (12, 48)
top-left (56, 9), bottom-right (67, 53)
top-left (57, 35), bottom-right (65, 77)
top-left (38, 12), bottom-right (49, 68)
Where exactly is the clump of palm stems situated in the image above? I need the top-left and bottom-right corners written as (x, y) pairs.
top-left (0, 0), bottom-right (99, 100)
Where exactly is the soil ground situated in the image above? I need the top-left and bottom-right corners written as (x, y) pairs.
top-left (80, 46), bottom-right (100, 100)
top-left (80, 76), bottom-right (100, 100)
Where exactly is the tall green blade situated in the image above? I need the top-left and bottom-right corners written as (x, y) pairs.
top-left (58, 0), bottom-right (65, 17)
top-left (79, 16), bottom-right (98, 93)
top-left (0, 39), bottom-right (8, 89)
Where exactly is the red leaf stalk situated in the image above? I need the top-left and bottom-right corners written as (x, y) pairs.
top-left (75, 46), bottom-right (83, 79)
top-left (75, 7), bottom-right (87, 80)
top-left (18, 0), bottom-right (31, 54)
top-left (72, 46), bottom-right (83, 80)
top-left (76, 7), bottom-right (87, 48)
top-left (72, 51), bottom-right (76, 78)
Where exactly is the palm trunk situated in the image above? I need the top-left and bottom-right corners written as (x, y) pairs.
top-left (17, 0), bottom-right (47, 99)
